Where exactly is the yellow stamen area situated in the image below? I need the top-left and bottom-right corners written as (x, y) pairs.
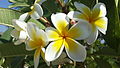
top-left (56, 20), bottom-right (68, 33)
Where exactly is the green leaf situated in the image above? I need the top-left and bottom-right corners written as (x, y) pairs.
top-left (95, 58), bottom-right (112, 68)
top-left (42, 0), bottom-right (60, 13)
top-left (94, 47), bottom-right (118, 57)
top-left (9, 3), bottom-right (29, 8)
top-left (0, 27), bottom-right (13, 41)
top-left (0, 8), bottom-right (22, 27)
top-left (0, 43), bottom-right (34, 57)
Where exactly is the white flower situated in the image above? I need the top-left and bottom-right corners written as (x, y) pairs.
top-left (45, 13), bottom-right (91, 62)
top-left (67, 2), bottom-right (108, 44)
top-left (11, 19), bottom-right (27, 45)
top-left (25, 22), bottom-right (49, 68)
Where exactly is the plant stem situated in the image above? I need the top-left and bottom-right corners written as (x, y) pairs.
top-left (56, 0), bottom-right (63, 7)
top-left (39, 17), bottom-right (51, 27)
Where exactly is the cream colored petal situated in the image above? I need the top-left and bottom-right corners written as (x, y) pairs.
top-left (26, 22), bottom-right (37, 40)
top-left (92, 3), bottom-right (106, 18)
top-left (31, 11), bottom-right (41, 19)
top-left (14, 40), bottom-right (24, 45)
top-left (34, 3), bottom-right (43, 17)
top-left (45, 27), bottom-right (61, 41)
top-left (35, 28), bottom-right (48, 47)
top-left (34, 48), bottom-right (41, 68)
top-left (45, 39), bottom-right (64, 61)
top-left (74, 2), bottom-right (91, 17)
top-left (68, 20), bottom-right (91, 40)
top-left (11, 29), bottom-right (20, 39)
top-left (12, 19), bottom-right (27, 31)
top-left (94, 17), bottom-right (108, 34)
top-left (64, 38), bottom-right (86, 62)
top-left (51, 13), bottom-right (69, 33)
top-left (86, 25), bottom-right (98, 45)
top-left (67, 11), bottom-right (87, 21)
top-left (19, 30), bottom-right (27, 40)
top-left (19, 13), bottom-right (29, 21)
top-left (41, 48), bottom-right (50, 66)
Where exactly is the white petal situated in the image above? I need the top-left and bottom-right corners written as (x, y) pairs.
top-left (19, 13), bottom-right (29, 21)
top-left (19, 31), bottom-right (27, 40)
top-left (45, 39), bottom-right (64, 61)
top-left (51, 13), bottom-right (69, 33)
top-left (86, 26), bottom-right (98, 45)
top-left (65, 38), bottom-right (86, 62)
top-left (31, 11), bottom-right (41, 19)
top-left (67, 11), bottom-right (81, 21)
top-left (92, 3), bottom-right (106, 18)
top-left (74, 2), bottom-right (91, 17)
top-left (41, 48), bottom-right (50, 66)
top-left (34, 48), bottom-right (41, 68)
top-left (95, 17), bottom-right (108, 34)
top-left (12, 19), bottom-right (27, 31)
top-left (34, 3), bottom-right (43, 17)
top-left (68, 20), bottom-right (92, 40)
top-left (14, 40), bottom-right (24, 45)
top-left (26, 22), bottom-right (37, 40)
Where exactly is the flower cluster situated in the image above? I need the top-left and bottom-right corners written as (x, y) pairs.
top-left (11, 0), bottom-right (108, 68)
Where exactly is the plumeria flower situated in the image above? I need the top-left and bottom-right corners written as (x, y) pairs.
top-left (20, 0), bottom-right (46, 20)
top-left (45, 13), bottom-right (91, 62)
top-left (25, 22), bottom-right (49, 68)
top-left (11, 19), bottom-right (27, 45)
top-left (67, 2), bottom-right (108, 44)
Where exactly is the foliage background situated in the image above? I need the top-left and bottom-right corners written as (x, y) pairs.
top-left (0, 0), bottom-right (120, 68)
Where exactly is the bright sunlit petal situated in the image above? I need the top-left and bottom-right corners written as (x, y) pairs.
top-left (45, 27), bottom-right (62, 41)
top-left (45, 39), bottom-right (64, 61)
top-left (51, 13), bottom-right (69, 33)
top-left (64, 38), bottom-right (86, 62)
top-left (12, 19), bottom-right (27, 31)
top-left (68, 20), bottom-right (91, 40)
top-left (94, 17), bottom-right (108, 34)
top-left (19, 13), bottom-right (29, 21)
top-left (19, 30), bottom-right (27, 40)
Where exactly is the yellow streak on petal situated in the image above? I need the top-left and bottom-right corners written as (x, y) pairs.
top-left (28, 38), bottom-right (44, 49)
top-left (52, 39), bottom-right (64, 52)
top-left (34, 48), bottom-right (41, 59)
top-left (47, 29), bottom-right (61, 41)
top-left (56, 20), bottom-right (68, 34)
top-left (94, 18), bottom-right (106, 29)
